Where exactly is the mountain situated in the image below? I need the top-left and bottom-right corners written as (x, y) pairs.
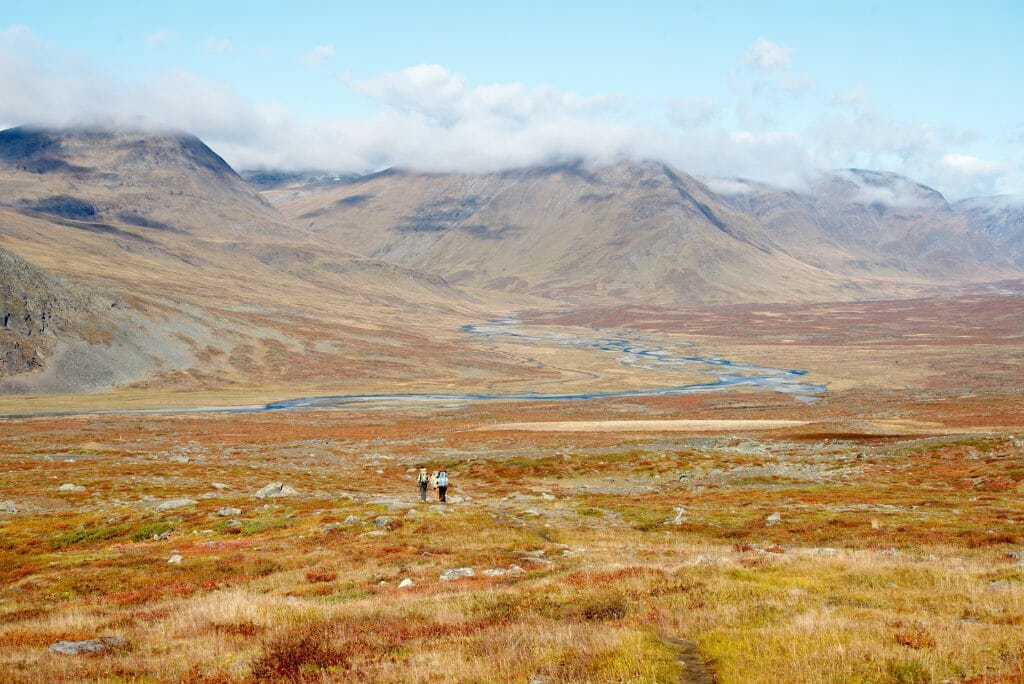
top-left (709, 169), bottom-right (1012, 279)
top-left (267, 160), bottom-right (862, 304)
top-left (954, 195), bottom-right (1024, 268)
top-left (0, 127), bottom-right (504, 395)
top-left (0, 126), bottom-right (298, 240)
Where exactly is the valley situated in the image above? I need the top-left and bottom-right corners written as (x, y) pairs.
top-left (1, 126), bottom-right (1023, 682)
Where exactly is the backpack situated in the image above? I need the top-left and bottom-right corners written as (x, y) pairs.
top-left (417, 471), bottom-right (428, 484)
top-left (437, 471), bottom-right (448, 487)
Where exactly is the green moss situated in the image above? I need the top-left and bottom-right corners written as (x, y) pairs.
top-left (52, 524), bottom-right (131, 549)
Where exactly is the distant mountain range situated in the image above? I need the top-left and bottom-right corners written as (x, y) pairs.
top-left (266, 161), bottom-right (1022, 303)
top-left (1, 125), bottom-right (1022, 394)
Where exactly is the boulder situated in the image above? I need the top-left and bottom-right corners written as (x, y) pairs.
top-left (765, 512), bottom-right (782, 526)
top-left (156, 499), bottom-right (197, 511)
top-left (167, 554), bottom-right (183, 564)
top-left (989, 579), bottom-right (1013, 591)
top-left (216, 507), bottom-right (242, 517)
top-left (254, 482), bottom-right (298, 499)
top-left (211, 482), bottom-right (230, 490)
top-left (49, 636), bottom-right (126, 655)
top-left (374, 516), bottom-right (401, 531)
top-left (398, 578), bottom-right (415, 588)
top-left (58, 483), bottom-right (86, 493)
top-left (482, 568), bottom-right (508, 577)
top-left (439, 567), bottom-right (476, 582)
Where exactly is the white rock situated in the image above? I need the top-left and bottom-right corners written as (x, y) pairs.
top-left (156, 498), bottom-right (197, 511)
top-left (440, 567), bottom-right (476, 582)
top-left (398, 578), bottom-right (415, 588)
top-left (167, 554), bottom-right (183, 564)
top-left (49, 637), bottom-right (126, 655)
top-left (58, 483), bottom-right (86, 492)
top-left (0, 500), bottom-right (17, 513)
top-left (254, 482), bottom-right (298, 499)
top-left (989, 579), bottom-right (1013, 591)
top-left (216, 507), bottom-right (242, 517)
top-left (482, 568), bottom-right (508, 577)
top-left (211, 482), bottom-right (230, 490)
top-left (765, 512), bottom-right (782, 526)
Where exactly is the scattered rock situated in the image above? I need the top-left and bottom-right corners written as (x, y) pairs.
top-left (211, 483), bottom-right (230, 490)
top-left (398, 578), bottom-right (414, 588)
top-left (216, 507), bottom-right (242, 517)
top-left (874, 548), bottom-right (901, 558)
top-left (814, 547), bottom-right (837, 556)
top-left (153, 530), bottom-right (172, 541)
top-left (669, 506), bottom-right (687, 525)
top-left (254, 482), bottom-right (298, 499)
top-left (156, 498), bottom-right (197, 511)
top-left (989, 580), bottom-right (1013, 591)
top-left (342, 515), bottom-right (360, 526)
top-left (322, 523), bottom-right (342, 533)
top-left (58, 483), bottom-right (86, 493)
top-left (167, 554), bottom-right (183, 564)
top-left (168, 455), bottom-right (190, 464)
top-left (225, 520), bottom-right (243, 534)
top-left (765, 512), bottom-right (782, 526)
top-left (540, 492), bottom-right (556, 501)
top-left (520, 509), bottom-right (541, 518)
top-left (0, 500), bottom-right (17, 513)
top-left (482, 568), bottom-right (508, 577)
top-left (440, 567), bottom-right (476, 582)
top-left (49, 636), bottom-right (127, 655)
top-left (375, 516), bottom-right (398, 530)
top-left (509, 564), bottom-right (525, 574)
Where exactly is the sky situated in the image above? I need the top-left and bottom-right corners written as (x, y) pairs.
top-left (1, 1), bottom-right (1021, 199)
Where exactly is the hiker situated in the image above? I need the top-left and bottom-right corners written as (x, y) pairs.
top-left (429, 470), bottom-right (438, 494)
top-left (417, 468), bottom-right (429, 501)
top-left (437, 469), bottom-right (449, 503)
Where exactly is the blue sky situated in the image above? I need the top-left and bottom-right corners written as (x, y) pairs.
top-left (1, 1), bottom-right (1021, 198)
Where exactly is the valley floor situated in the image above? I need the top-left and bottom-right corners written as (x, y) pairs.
top-left (1, 286), bottom-right (1023, 682)
top-left (2, 393), bottom-right (1024, 683)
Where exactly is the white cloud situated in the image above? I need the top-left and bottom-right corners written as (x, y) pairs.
top-left (341, 64), bottom-right (624, 129)
top-left (204, 37), bottom-right (233, 54)
top-left (300, 44), bottom-right (335, 68)
top-left (832, 81), bottom-right (868, 107)
top-left (743, 38), bottom-right (793, 71)
top-left (668, 96), bottom-right (719, 128)
top-left (146, 30), bottom-right (175, 47)
top-left (0, 27), bottom-right (1018, 200)
top-left (942, 153), bottom-right (1013, 177)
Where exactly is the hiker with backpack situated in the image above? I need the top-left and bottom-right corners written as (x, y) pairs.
top-left (417, 468), bottom-right (429, 501)
top-left (437, 469), bottom-right (449, 503)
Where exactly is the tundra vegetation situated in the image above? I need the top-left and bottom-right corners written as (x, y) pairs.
top-left (2, 391), bottom-right (1024, 683)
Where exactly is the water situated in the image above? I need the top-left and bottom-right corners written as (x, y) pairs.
top-left (1, 318), bottom-right (824, 418)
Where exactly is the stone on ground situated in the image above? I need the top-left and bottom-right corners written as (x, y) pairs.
top-left (49, 636), bottom-right (126, 655)
top-left (440, 567), bottom-right (475, 582)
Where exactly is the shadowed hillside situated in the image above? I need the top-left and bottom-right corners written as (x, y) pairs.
top-left (268, 160), bottom-right (866, 304)
top-left (710, 170), bottom-right (1015, 278)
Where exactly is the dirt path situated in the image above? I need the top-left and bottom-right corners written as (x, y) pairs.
top-left (662, 637), bottom-right (716, 684)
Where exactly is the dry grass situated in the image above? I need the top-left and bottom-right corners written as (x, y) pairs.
top-left (2, 400), bottom-right (1024, 682)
